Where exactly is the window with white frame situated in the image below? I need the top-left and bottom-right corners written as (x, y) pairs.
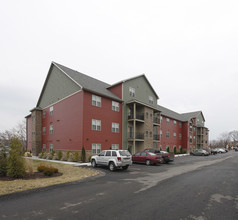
top-left (43, 127), bottom-right (46, 135)
top-left (174, 120), bottom-right (177, 125)
top-left (179, 133), bottom-right (182, 139)
top-left (112, 123), bottom-right (119, 133)
top-left (92, 95), bottom-right (101, 107)
top-left (111, 144), bottom-right (119, 150)
top-left (49, 125), bottom-right (53, 134)
top-left (92, 119), bottom-right (101, 131)
top-left (179, 122), bottom-right (182, 128)
top-left (42, 144), bottom-right (46, 152)
top-left (49, 106), bottom-right (54, 115)
top-left (43, 111), bottom-right (46, 118)
top-left (49, 144), bottom-right (53, 152)
top-left (92, 144), bottom-right (101, 154)
top-left (160, 130), bottom-right (162, 137)
top-left (166, 118), bottom-right (170, 124)
top-left (129, 87), bottom-right (135, 97)
top-left (173, 132), bottom-right (176, 138)
top-left (166, 132), bottom-right (170, 138)
top-left (112, 101), bottom-right (119, 112)
top-left (149, 96), bottom-right (154, 104)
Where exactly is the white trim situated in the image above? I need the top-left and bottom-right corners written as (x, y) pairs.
top-left (42, 90), bottom-right (82, 110)
top-left (53, 62), bottom-right (83, 89)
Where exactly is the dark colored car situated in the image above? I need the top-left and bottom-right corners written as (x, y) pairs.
top-left (144, 148), bottom-right (174, 163)
top-left (132, 152), bottom-right (162, 165)
top-left (190, 149), bottom-right (209, 156)
top-left (210, 148), bottom-right (217, 155)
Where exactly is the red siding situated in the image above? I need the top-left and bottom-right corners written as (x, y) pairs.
top-left (42, 91), bottom-right (84, 152)
top-left (41, 90), bottom-right (122, 153)
top-left (160, 117), bottom-right (183, 151)
top-left (82, 91), bottom-right (122, 151)
top-left (108, 83), bottom-right (123, 99)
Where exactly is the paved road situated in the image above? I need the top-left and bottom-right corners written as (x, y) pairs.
top-left (1, 151), bottom-right (238, 220)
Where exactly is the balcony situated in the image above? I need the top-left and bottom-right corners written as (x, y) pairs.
top-left (153, 135), bottom-right (160, 141)
top-left (128, 132), bottom-right (144, 140)
top-left (153, 118), bottom-right (160, 124)
top-left (128, 114), bottom-right (144, 121)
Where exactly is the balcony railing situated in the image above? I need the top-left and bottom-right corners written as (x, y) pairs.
top-left (128, 132), bottom-right (144, 139)
top-left (153, 135), bottom-right (160, 140)
top-left (128, 114), bottom-right (145, 120)
top-left (153, 118), bottom-right (160, 124)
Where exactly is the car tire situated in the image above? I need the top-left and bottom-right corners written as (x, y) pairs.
top-left (202, 153), bottom-right (205, 156)
top-left (109, 162), bottom-right (116, 171)
top-left (122, 165), bottom-right (129, 170)
top-left (91, 159), bottom-right (97, 168)
top-left (161, 158), bottom-right (165, 164)
top-left (146, 159), bottom-right (151, 166)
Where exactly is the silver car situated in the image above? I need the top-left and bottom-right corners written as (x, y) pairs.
top-left (91, 150), bottom-right (132, 171)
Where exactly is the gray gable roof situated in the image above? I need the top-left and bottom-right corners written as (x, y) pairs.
top-left (158, 105), bottom-right (204, 123)
top-left (54, 62), bottom-right (122, 102)
top-left (158, 105), bottom-right (187, 121)
top-left (181, 111), bottom-right (205, 121)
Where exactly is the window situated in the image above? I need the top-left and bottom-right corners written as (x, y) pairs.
top-left (166, 132), bottom-right (170, 138)
top-left (49, 125), bottom-right (53, 134)
top-left (112, 101), bottom-right (119, 112)
top-left (43, 127), bottom-right (46, 135)
top-left (42, 144), bottom-right (46, 152)
top-left (146, 112), bottom-right (149, 119)
top-left (129, 87), bottom-right (135, 97)
top-left (112, 123), bottom-right (119, 133)
top-left (160, 116), bottom-right (163, 122)
top-left (112, 151), bottom-right (117, 156)
top-left (146, 131), bottom-right (148, 137)
top-left (150, 114), bottom-right (152, 120)
top-left (149, 96), bottom-right (154, 104)
top-left (166, 118), bottom-right (170, 124)
top-left (50, 144), bottom-right (53, 152)
top-left (92, 95), bottom-right (101, 107)
top-left (179, 133), bottom-right (182, 139)
top-left (190, 136), bottom-right (192, 143)
top-left (43, 111), bottom-right (46, 118)
top-left (92, 119), bottom-right (101, 131)
top-left (174, 120), bottom-right (177, 125)
top-left (160, 130), bottom-right (162, 137)
top-left (106, 151), bottom-right (111, 156)
top-left (112, 144), bottom-right (119, 150)
top-left (50, 106), bottom-right (54, 115)
top-left (150, 131), bottom-right (152, 138)
top-left (179, 122), bottom-right (182, 128)
top-left (173, 132), bottom-right (176, 138)
top-left (92, 144), bottom-right (101, 154)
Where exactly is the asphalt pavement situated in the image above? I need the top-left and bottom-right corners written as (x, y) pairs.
top-left (1, 151), bottom-right (237, 220)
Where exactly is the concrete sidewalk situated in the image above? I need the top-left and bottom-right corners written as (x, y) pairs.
top-left (26, 156), bottom-right (91, 167)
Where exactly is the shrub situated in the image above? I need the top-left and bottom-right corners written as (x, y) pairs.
top-left (42, 152), bottom-right (47, 159)
top-left (66, 151), bottom-right (72, 159)
top-left (7, 138), bottom-right (26, 178)
top-left (88, 155), bottom-right (92, 162)
top-left (37, 164), bottom-right (58, 176)
top-left (60, 152), bottom-right (67, 161)
top-left (67, 152), bottom-right (74, 162)
top-left (46, 153), bottom-right (53, 160)
top-left (57, 151), bottom-right (62, 160)
top-left (38, 152), bottom-right (43, 158)
top-left (24, 151), bottom-right (32, 157)
top-left (174, 147), bottom-right (177, 154)
top-left (52, 154), bottom-right (58, 160)
top-left (0, 148), bottom-right (8, 177)
top-left (74, 152), bottom-right (79, 162)
top-left (81, 146), bottom-right (86, 163)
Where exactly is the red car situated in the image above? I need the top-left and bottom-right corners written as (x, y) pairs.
top-left (132, 152), bottom-right (162, 165)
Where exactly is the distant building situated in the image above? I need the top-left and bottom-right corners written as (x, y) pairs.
top-left (26, 62), bottom-right (209, 156)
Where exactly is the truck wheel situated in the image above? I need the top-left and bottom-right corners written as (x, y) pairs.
top-left (109, 162), bottom-right (116, 171)
top-left (146, 160), bottom-right (151, 166)
top-left (91, 159), bottom-right (97, 168)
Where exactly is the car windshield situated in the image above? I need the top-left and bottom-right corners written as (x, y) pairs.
top-left (148, 152), bottom-right (156, 156)
top-left (119, 150), bottom-right (131, 156)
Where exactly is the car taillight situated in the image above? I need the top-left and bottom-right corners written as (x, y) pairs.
top-left (168, 154), bottom-right (170, 158)
top-left (117, 157), bottom-right (121, 161)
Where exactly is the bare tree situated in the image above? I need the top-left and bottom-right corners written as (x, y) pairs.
top-left (229, 130), bottom-right (238, 143)
top-left (218, 132), bottom-right (231, 148)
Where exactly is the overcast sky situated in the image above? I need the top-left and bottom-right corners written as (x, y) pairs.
top-left (1, 0), bottom-right (238, 140)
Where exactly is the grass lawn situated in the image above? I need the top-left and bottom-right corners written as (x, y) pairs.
top-left (0, 158), bottom-right (99, 196)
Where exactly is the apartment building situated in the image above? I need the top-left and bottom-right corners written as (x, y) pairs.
top-left (26, 62), bottom-right (209, 156)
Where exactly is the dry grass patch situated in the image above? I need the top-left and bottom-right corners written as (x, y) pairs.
top-left (0, 158), bottom-right (98, 196)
